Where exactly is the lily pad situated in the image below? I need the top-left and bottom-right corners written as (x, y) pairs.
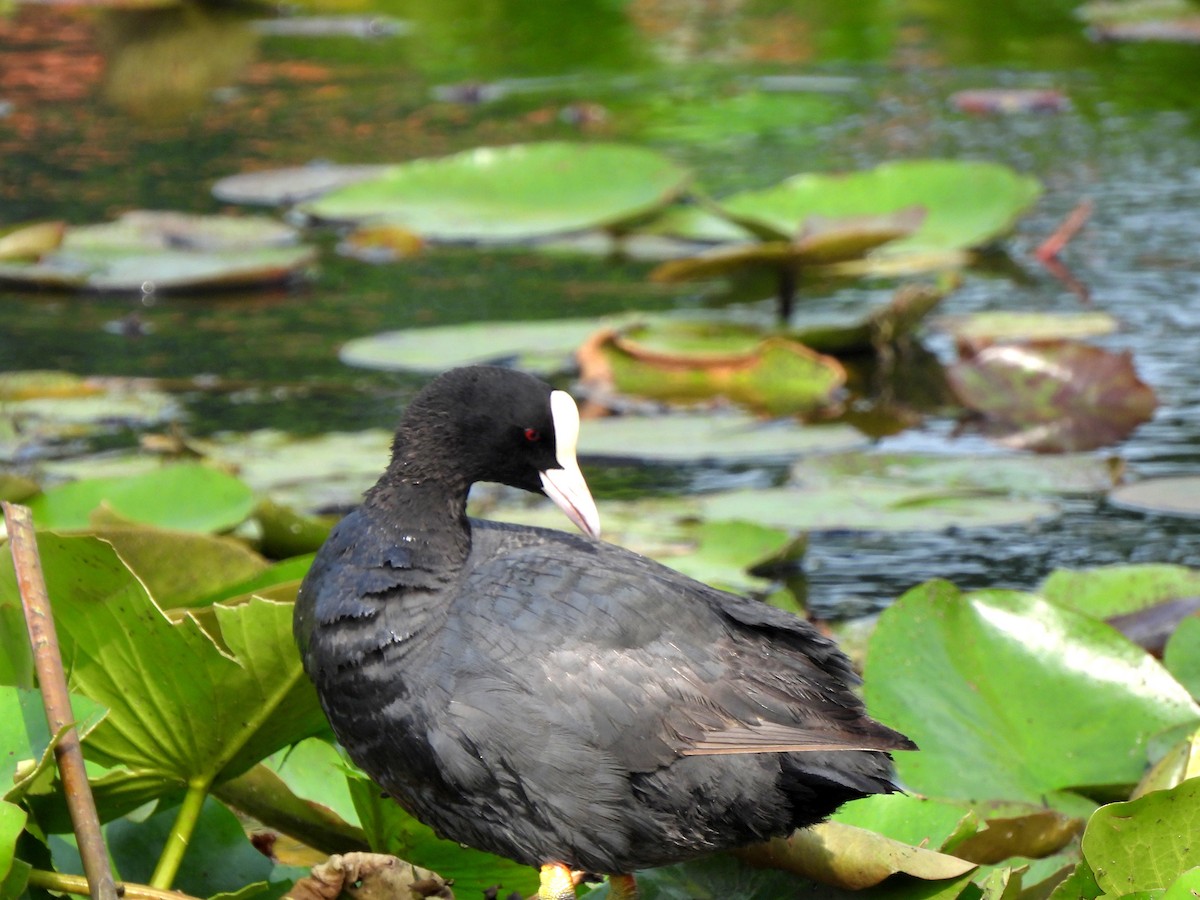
top-left (0, 221), bottom-right (64, 260)
top-left (1081, 778), bottom-right (1200, 894)
top-left (713, 160), bottom-right (1042, 256)
top-left (299, 142), bottom-right (692, 242)
top-left (947, 341), bottom-right (1157, 452)
top-left (212, 164), bottom-right (390, 206)
top-left (935, 311), bottom-right (1119, 346)
top-left (1108, 475), bottom-right (1200, 518)
top-left (787, 280), bottom-right (953, 354)
top-left (0, 213), bottom-right (315, 293)
top-left (635, 203), bottom-right (756, 243)
top-left (865, 581), bottom-right (1200, 811)
top-left (791, 451), bottom-right (1121, 496)
top-left (649, 208), bottom-right (925, 282)
top-left (950, 89), bottom-right (1071, 115)
top-left (581, 327), bottom-right (846, 415)
top-left (0, 533), bottom-right (327, 803)
top-left (27, 463), bottom-right (255, 533)
top-left (339, 318), bottom-right (607, 376)
top-left (580, 413), bottom-right (867, 463)
top-left (698, 482), bottom-right (1058, 532)
top-left (1040, 563), bottom-right (1200, 620)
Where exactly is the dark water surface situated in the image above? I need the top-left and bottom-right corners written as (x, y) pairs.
top-left (2, 0), bottom-right (1199, 614)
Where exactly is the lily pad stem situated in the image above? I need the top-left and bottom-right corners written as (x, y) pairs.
top-left (149, 776), bottom-right (210, 890)
top-left (2, 502), bottom-right (118, 900)
top-left (778, 266), bottom-right (798, 324)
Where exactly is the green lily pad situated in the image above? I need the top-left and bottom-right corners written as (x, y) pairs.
top-left (1040, 563), bottom-right (1200, 620)
top-left (935, 311), bottom-right (1119, 345)
top-left (1108, 476), bottom-right (1200, 518)
top-left (1164, 618), bottom-right (1200, 699)
top-left (791, 451), bottom-right (1121, 496)
top-left (589, 329), bottom-right (846, 415)
top-left (787, 279), bottom-right (953, 354)
top-left (339, 319), bottom-right (608, 376)
top-left (27, 463), bottom-right (255, 533)
top-left (649, 208), bottom-right (925, 282)
top-left (299, 142), bottom-right (692, 242)
top-left (581, 413), bottom-right (867, 463)
top-left (0, 799), bottom-right (27, 890)
top-left (0, 221), bottom-right (65, 261)
top-left (213, 163), bottom-right (391, 206)
top-left (947, 340), bottom-right (1158, 452)
top-left (0, 533), bottom-right (327, 803)
top-left (865, 581), bottom-right (1200, 811)
top-left (698, 482), bottom-right (1058, 532)
top-left (68, 210), bottom-right (302, 251)
top-left (833, 794), bottom-right (976, 851)
top-left (208, 429), bottom-right (392, 513)
top-left (89, 526), bottom-right (270, 608)
top-left (1081, 778), bottom-right (1200, 894)
top-left (635, 203), bottom-right (756, 243)
top-left (714, 160), bottom-right (1042, 256)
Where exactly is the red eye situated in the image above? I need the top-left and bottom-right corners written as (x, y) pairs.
top-left (524, 427), bottom-right (541, 442)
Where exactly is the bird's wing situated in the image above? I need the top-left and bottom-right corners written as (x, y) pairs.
top-left (450, 524), bottom-right (914, 771)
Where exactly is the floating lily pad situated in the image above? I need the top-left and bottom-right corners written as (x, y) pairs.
top-left (580, 413), bottom-right (866, 463)
top-left (713, 160), bottom-right (1042, 256)
top-left (1107, 476), bottom-right (1200, 518)
top-left (581, 327), bottom-right (846, 415)
top-left (947, 341), bottom-right (1157, 452)
top-left (27, 463), bottom-right (255, 533)
top-left (935, 311), bottom-right (1119, 346)
top-left (787, 280), bottom-right (953, 353)
top-left (1078, 0), bottom-right (1200, 42)
top-left (791, 451), bottom-right (1120, 496)
top-left (0, 212), bottom-right (315, 293)
top-left (212, 164), bottom-right (390, 206)
top-left (339, 318), bottom-right (608, 375)
top-left (206, 429), bottom-right (392, 513)
top-left (299, 142), bottom-right (692, 242)
top-left (866, 581), bottom-right (1200, 811)
top-left (698, 481), bottom-right (1058, 532)
top-left (635, 203), bottom-right (756, 243)
top-left (649, 208), bottom-right (925, 282)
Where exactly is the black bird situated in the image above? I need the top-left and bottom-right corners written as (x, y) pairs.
top-left (294, 366), bottom-right (914, 900)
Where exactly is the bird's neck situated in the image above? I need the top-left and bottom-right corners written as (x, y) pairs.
top-left (362, 462), bottom-right (473, 571)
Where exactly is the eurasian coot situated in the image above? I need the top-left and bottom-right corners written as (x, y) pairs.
top-left (294, 366), bottom-right (914, 900)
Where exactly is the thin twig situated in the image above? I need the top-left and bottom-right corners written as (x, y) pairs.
top-left (28, 869), bottom-right (201, 900)
top-left (1035, 199), bottom-right (1093, 261)
top-left (3, 503), bottom-right (120, 900)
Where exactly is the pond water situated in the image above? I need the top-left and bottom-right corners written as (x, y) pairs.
top-left (2, 0), bottom-right (1199, 615)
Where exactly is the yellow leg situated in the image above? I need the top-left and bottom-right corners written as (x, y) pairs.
top-left (608, 873), bottom-right (640, 900)
top-left (538, 863), bottom-right (578, 900)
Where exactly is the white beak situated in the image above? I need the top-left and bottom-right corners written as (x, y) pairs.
top-left (540, 390), bottom-right (601, 539)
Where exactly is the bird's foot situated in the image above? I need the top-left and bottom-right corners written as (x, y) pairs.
top-left (607, 873), bottom-right (640, 899)
top-left (537, 863), bottom-right (582, 900)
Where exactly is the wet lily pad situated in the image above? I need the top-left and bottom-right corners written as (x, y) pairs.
top-left (581, 327), bottom-right (846, 415)
top-left (299, 142), bottom-right (692, 242)
top-left (791, 451), bottom-right (1121, 496)
top-left (212, 164), bottom-right (390, 206)
top-left (935, 311), bottom-right (1119, 346)
top-left (947, 341), bottom-right (1157, 452)
top-left (339, 318), bottom-right (611, 375)
top-left (0, 212), bottom-right (315, 293)
top-left (697, 481), bottom-right (1058, 532)
top-left (1107, 476), bottom-right (1200, 518)
top-left (713, 160), bottom-right (1042, 256)
top-left (580, 413), bottom-right (866, 463)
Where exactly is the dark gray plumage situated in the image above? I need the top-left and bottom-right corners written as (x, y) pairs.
top-left (294, 366), bottom-right (913, 881)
